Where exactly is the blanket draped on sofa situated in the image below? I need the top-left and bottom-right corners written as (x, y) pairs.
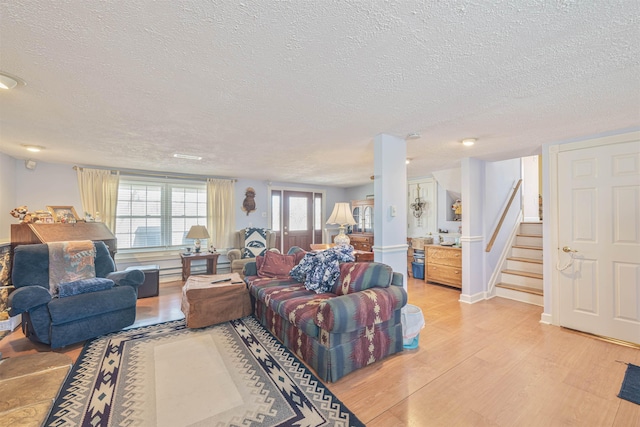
top-left (290, 245), bottom-right (355, 293)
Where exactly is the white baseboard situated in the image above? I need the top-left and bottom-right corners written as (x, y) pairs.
top-left (459, 292), bottom-right (486, 304)
top-left (540, 312), bottom-right (553, 325)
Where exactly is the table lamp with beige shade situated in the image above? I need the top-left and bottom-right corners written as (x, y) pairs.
top-left (326, 202), bottom-right (357, 246)
top-left (186, 225), bottom-right (210, 253)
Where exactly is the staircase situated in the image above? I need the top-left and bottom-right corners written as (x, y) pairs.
top-left (495, 222), bottom-right (543, 306)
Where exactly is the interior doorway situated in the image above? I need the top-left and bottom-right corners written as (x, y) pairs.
top-left (554, 134), bottom-right (640, 345)
top-left (269, 188), bottom-right (325, 253)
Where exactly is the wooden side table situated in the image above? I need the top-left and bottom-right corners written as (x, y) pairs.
top-left (180, 252), bottom-right (219, 281)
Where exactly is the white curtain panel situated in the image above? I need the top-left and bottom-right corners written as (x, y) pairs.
top-left (76, 168), bottom-right (120, 231)
top-left (207, 179), bottom-right (235, 249)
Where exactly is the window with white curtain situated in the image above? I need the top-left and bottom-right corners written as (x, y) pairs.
top-left (115, 177), bottom-right (207, 250)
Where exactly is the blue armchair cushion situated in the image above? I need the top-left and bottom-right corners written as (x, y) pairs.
top-left (8, 286), bottom-right (52, 315)
top-left (56, 277), bottom-right (114, 298)
top-left (106, 269), bottom-right (144, 288)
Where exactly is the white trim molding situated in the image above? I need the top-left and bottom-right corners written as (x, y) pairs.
top-left (460, 235), bottom-right (483, 243)
top-left (372, 244), bottom-right (409, 254)
top-left (459, 291), bottom-right (487, 304)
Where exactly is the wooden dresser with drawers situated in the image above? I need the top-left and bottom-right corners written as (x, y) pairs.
top-left (425, 245), bottom-right (462, 289)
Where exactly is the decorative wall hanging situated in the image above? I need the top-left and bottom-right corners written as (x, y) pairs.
top-left (410, 184), bottom-right (426, 219)
top-left (242, 187), bottom-right (256, 216)
top-left (452, 199), bottom-right (462, 221)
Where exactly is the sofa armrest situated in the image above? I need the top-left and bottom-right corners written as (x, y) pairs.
top-left (106, 270), bottom-right (144, 288)
top-left (227, 249), bottom-right (242, 262)
top-left (315, 286), bottom-right (407, 333)
top-left (243, 261), bottom-right (258, 277)
top-left (391, 272), bottom-right (403, 287)
top-left (8, 286), bottom-right (52, 315)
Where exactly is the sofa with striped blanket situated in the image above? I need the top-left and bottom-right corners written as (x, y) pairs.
top-left (243, 247), bottom-right (407, 382)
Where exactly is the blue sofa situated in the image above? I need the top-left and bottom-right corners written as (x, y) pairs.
top-left (9, 241), bottom-right (144, 348)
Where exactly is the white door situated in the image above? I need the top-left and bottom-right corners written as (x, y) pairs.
top-left (407, 178), bottom-right (437, 237)
top-left (557, 138), bottom-right (640, 344)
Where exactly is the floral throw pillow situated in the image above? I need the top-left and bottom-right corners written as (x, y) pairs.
top-left (241, 228), bottom-right (268, 259)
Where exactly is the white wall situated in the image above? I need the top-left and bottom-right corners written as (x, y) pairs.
top-left (0, 153), bottom-right (17, 243)
top-left (434, 167), bottom-right (462, 237)
top-left (13, 159), bottom-right (82, 213)
top-left (522, 155), bottom-right (540, 221)
top-left (3, 155), bottom-right (348, 276)
top-left (483, 158), bottom-right (522, 285)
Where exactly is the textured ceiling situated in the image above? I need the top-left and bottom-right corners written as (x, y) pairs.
top-left (1, 1), bottom-right (639, 187)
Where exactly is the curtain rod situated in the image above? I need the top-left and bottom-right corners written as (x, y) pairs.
top-left (73, 166), bottom-right (237, 182)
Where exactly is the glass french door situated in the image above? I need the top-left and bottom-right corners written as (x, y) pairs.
top-left (270, 189), bottom-right (324, 253)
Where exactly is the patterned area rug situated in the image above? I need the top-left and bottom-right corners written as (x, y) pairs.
top-left (46, 317), bottom-right (364, 426)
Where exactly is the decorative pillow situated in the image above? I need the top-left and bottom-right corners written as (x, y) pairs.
top-left (241, 228), bottom-right (268, 259)
top-left (258, 251), bottom-right (296, 278)
top-left (332, 262), bottom-right (392, 296)
top-left (56, 277), bottom-right (114, 298)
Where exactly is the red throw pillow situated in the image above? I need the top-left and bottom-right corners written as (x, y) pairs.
top-left (256, 255), bottom-right (265, 272)
top-left (293, 249), bottom-right (307, 265)
top-left (258, 251), bottom-right (296, 278)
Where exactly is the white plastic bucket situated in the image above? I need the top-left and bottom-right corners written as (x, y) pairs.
top-left (401, 304), bottom-right (425, 349)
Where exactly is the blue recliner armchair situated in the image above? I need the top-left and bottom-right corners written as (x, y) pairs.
top-left (9, 241), bottom-right (144, 348)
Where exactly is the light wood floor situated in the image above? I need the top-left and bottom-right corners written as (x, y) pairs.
top-left (1, 277), bottom-right (638, 426)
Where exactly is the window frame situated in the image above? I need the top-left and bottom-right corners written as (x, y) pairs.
top-left (115, 176), bottom-right (207, 252)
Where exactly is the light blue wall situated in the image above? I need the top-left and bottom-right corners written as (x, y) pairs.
top-left (2, 157), bottom-right (348, 246)
top-left (234, 178), bottom-right (348, 231)
top-left (345, 182), bottom-right (374, 201)
top-left (0, 153), bottom-right (17, 243)
top-left (483, 158), bottom-right (522, 285)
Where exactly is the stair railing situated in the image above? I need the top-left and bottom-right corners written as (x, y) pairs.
top-left (486, 179), bottom-right (522, 252)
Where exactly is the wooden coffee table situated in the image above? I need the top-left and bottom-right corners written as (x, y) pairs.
top-left (180, 272), bottom-right (252, 328)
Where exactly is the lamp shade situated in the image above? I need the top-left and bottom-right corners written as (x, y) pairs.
top-left (326, 202), bottom-right (356, 226)
top-left (186, 225), bottom-right (210, 240)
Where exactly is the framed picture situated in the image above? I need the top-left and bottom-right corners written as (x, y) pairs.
top-left (47, 206), bottom-right (80, 223)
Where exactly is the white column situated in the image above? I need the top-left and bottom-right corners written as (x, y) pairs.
top-left (460, 157), bottom-right (486, 303)
top-left (373, 133), bottom-right (408, 289)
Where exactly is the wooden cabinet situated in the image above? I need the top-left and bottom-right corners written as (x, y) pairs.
top-left (349, 234), bottom-right (374, 252)
top-left (332, 199), bottom-right (374, 251)
top-left (350, 199), bottom-right (373, 251)
top-left (351, 199), bottom-right (374, 234)
top-left (11, 223), bottom-right (117, 259)
top-left (426, 245), bottom-right (462, 288)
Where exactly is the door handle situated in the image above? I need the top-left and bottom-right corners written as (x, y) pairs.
top-left (562, 246), bottom-right (578, 253)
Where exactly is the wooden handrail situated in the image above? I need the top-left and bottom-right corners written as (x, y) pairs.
top-left (485, 179), bottom-right (522, 252)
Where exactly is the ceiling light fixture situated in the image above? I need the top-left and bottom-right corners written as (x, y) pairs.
top-left (0, 72), bottom-right (20, 90)
top-left (406, 159), bottom-right (411, 165)
top-left (21, 144), bottom-right (44, 152)
top-left (461, 138), bottom-right (476, 146)
top-left (173, 153), bottom-right (202, 160)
